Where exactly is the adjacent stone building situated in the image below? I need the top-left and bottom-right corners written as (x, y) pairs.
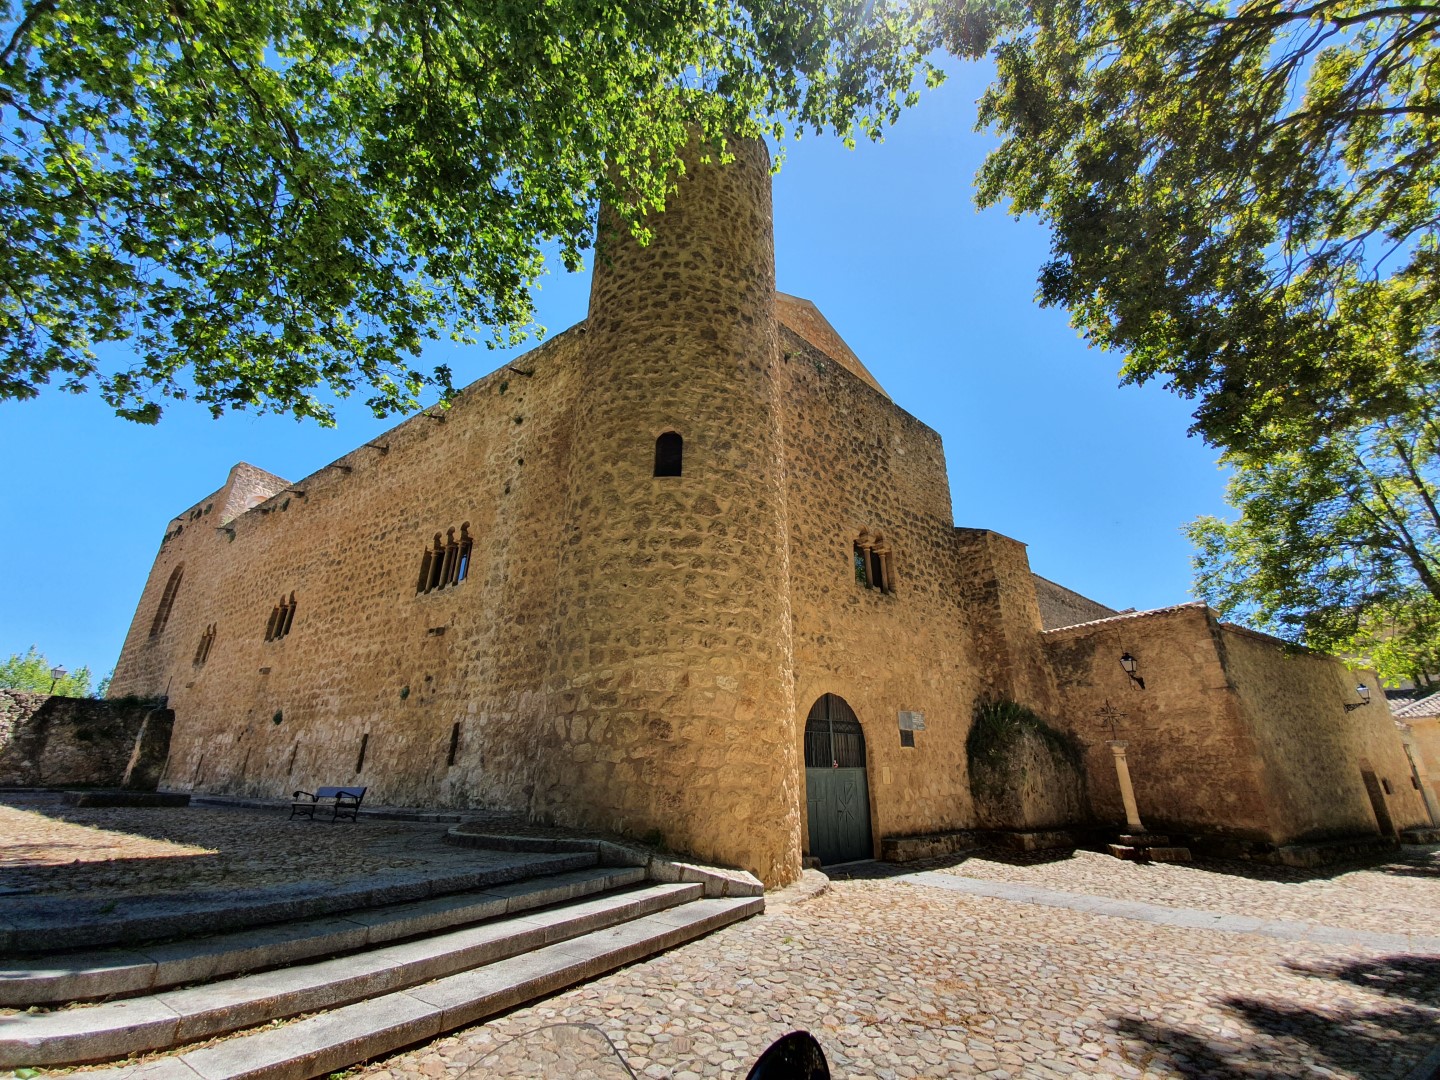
top-left (110, 139), bottom-right (1430, 884)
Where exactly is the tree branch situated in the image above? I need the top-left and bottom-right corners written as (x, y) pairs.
top-left (0, 0), bottom-right (56, 68)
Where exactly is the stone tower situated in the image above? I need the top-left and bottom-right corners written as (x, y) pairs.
top-left (534, 136), bottom-right (802, 885)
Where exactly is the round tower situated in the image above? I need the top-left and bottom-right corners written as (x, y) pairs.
top-left (536, 136), bottom-right (801, 886)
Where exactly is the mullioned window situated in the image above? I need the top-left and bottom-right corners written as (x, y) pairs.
top-left (853, 532), bottom-right (894, 594)
top-left (417, 524), bottom-right (472, 594)
top-left (265, 593), bottom-right (297, 641)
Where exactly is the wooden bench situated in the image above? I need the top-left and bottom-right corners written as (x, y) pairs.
top-left (289, 786), bottom-right (366, 822)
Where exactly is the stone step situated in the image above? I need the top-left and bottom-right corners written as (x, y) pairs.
top-left (1107, 843), bottom-right (1193, 863)
top-left (442, 830), bottom-right (603, 854)
top-left (0, 850), bottom-right (601, 957)
top-left (0, 866), bottom-right (646, 1007)
top-left (1144, 846), bottom-right (1193, 863)
top-left (0, 882), bottom-right (702, 1068)
top-left (68, 897), bottom-right (762, 1080)
top-left (1116, 833), bottom-right (1171, 846)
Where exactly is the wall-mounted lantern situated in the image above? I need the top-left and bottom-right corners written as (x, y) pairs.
top-left (1119, 652), bottom-right (1145, 690)
top-left (48, 665), bottom-right (67, 693)
top-left (1343, 683), bottom-right (1372, 712)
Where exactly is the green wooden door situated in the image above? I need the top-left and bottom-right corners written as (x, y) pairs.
top-left (804, 694), bottom-right (873, 865)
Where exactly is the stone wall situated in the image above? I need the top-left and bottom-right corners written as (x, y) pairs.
top-left (1218, 623), bottom-right (1430, 842)
top-left (0, 691), bottom-right (171, 788)
top-left (968, 722), bottom-right (1088, 832)
top-left (1033, 575), bottom-right (1118, 631)
top-left (1044, 605), bottom-right (1431, 845)
top-left (954, 530), bottom-right (1061, 714)
top-left (109, 325), bottom-right (587, 823)
top-left (535, 135), bottom-right (802, 885)
top-left (1396, 718), bottom-right (1440, 824)
top-left (779, 326), bottom-right (984, 853)
top-left (1044, 605), bottom-right (1275, 840)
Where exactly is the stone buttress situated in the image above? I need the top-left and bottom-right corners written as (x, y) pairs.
top-left (535, 137), bottom-right (802, 886)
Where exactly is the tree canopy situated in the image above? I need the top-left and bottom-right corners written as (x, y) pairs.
top-left (947, 0), bottom-right (1440, 455)
top-left (1, 0), bottom-right (941, 424)
top-left (0, 645), bottom-right (100, 696)
top-left (947, 0), bottom-right (1440, 672)
top-left (1188, 391), bottom-right (1440, 685)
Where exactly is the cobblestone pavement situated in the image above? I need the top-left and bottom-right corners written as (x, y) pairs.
top-left (356, 851), bottom-right (1440, 1080)
top-left (0, 793), bottom-right (525, 899)
top-left (926, 847), bottom-right (1440, 939)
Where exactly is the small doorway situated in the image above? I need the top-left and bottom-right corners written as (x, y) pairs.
top-left (804, 694), bottom-right (873, 865)
top-left (1360, 763), bottom-right (1398, 838)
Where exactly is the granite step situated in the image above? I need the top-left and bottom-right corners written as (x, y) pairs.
top-left (1108, 842), bottom-right (1192, 863)
top-left (0, 865), bottom-right (646, 1007)
top-left (67, 897), bottom-right (762, 1080)
top-left (0, 882), bottom-right (703, 1068)
top-left (0, 850), bottom-right (600, 957)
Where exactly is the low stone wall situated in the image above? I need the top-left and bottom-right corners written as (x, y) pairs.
top-left (970, 726), bottom-right (1089, 831)
top-left (0, 691), bottom-right (173, 789)
top-left (880, 830), bottom-right (985, 862)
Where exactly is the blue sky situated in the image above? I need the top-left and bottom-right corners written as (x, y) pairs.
top-left (0, 57), bottom-right (1229, 682)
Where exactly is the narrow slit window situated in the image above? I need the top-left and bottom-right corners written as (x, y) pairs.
top-left (193, 623), bottom-right (217, 666)
top-left (150, 565), bottom-right (185, 638)
top-left (654, 432), bottom-right (683, 477)
top-left (427, 534), bottom-right (444, 592)
top-left (355, 733), bottom-right (369, 774)
top-left (447, 722), bottom-right (461, 767)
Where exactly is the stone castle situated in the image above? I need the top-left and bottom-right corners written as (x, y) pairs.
top-left (111, 139), bottom-right (1433, 885)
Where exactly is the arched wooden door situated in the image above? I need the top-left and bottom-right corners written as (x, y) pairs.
top-left (804, 694), bottom-right (873, 865)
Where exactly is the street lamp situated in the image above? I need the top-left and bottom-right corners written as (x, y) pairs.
top-left (49, 665), bottom-right (67, 694)
top-left (1119, 652), bottom-right (1145, 690)
top-left (1343, 683), bottom-right (1371, 712)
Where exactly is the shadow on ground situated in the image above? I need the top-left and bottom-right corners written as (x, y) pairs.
top-left (1287, 954), bottom-right (1440, 1008)
top-left (1115, 955), bottom-right (1440, 1078)
top-left (824, 842), bottom-right (1440, 888)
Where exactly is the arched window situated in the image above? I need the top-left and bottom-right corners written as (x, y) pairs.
top-left (804, 694), bottom-right (867, 768)
top-left (852, 532), bottom-right (894, 593)
top-left (654, 431), bottom-right (683, 477)
top-left (417, 523), bottom-right (472, 594)
top-left (150, 565), bottom-right (184, 638)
